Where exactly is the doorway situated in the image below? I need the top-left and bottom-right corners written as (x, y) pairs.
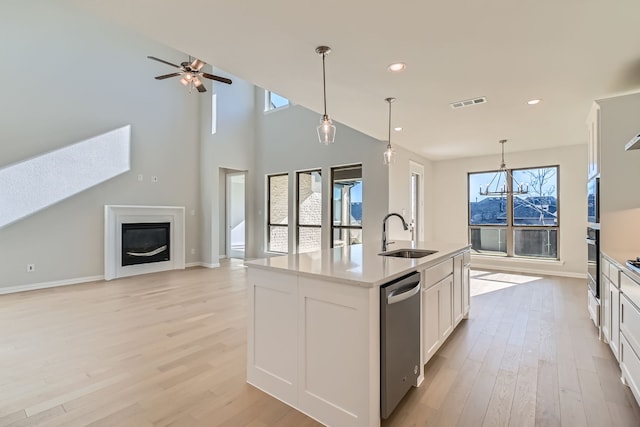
top-left (226, 172), bottom-right (246, 259)
top-left (409, 161), bottom-right (424, 242)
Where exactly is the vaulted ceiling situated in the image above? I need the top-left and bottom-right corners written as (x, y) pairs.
top-left (74, 0), bottom-right (640, 159)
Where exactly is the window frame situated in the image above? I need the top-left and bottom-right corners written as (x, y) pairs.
top-left (467, 164), bottom-right (559, 259)
top-left (266, 172), bottom-right (289, 254)
top-left (330, 164), bottom-right (363, 248)
top-left (264, 90), bottom-right (291, 112)
top-left (296, 169), bottom-right (322, 253)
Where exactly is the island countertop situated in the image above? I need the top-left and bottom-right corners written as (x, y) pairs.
top-left (246, 240), bottom-right (470, 288)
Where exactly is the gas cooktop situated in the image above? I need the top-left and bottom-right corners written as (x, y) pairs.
top-left (626, 258), bottom-right (640, 275)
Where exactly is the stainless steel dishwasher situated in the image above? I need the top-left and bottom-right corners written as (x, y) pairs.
top-left (380, 271), bottom-right (421, 419)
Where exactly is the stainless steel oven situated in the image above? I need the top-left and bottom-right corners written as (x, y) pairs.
top-left (587, 177), bottom-right (599, 225)
top-left (587, 226), bottom-right (599, 298)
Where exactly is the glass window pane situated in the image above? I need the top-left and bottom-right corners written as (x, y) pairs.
top-left (269, 175), bottom-right (288, 225)
top-left (512, 167), bottom-right (558, 226)
top-left (299, 227), bottom-right (321, 253)
top-left (298, 171), bottom-right (322, 226)
top-left (332, 169), bottom-right (363, 227)
top-left (514, 228), bottom-right (558, 259)
top-left (469, 227), bottom-right (507, 255)
top-left (268, 226), bottom-right (288, 253)
top-left (333, 228), bottom-right (363, 248)
top-left (468, 172), bottom-right (507, 225)
top-left (270, 92), bottom-right (290, 109)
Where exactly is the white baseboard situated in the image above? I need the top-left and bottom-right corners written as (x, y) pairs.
top-left (0, 275), bottom-right (104, 295)
top-left (471, 262), bottom-right (586, 279)
top-left (186, 262), bottom-right (221, 269)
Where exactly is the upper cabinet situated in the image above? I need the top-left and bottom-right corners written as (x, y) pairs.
top-left (587, 102), bottom-right (600, 180)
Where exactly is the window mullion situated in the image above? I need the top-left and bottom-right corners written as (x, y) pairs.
top-left (507, 169), bottom-right (514, 257)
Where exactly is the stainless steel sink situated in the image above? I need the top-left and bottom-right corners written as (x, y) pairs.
top-left (379, 248), bottom-right (438, 258)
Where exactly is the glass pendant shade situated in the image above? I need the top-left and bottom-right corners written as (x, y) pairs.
top-left (317, 115), bottom-right (336, 145)
top-left (383, 145), bottom-right (395, 164)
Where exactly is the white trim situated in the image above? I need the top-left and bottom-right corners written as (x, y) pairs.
top-left (471, 255), bottom-right (587, 280)
top-left (200, 262), bottom-right (221, 269)
top-left (0, 275), bottom-right (104, 295)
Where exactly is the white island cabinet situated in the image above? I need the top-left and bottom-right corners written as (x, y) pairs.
top-left (247, 241), bottom-right (470, 426)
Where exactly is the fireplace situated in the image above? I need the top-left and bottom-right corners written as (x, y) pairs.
top-left (121, 222), bottom-right (170, 267)
top-left (104, 205), bottom-right (185, 280)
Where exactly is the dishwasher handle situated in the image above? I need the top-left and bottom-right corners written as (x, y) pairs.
top-left (387, 283), bottom-right (421, 305)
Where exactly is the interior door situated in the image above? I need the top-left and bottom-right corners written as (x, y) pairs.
top-left (226, 172), bottom-right (246, 259)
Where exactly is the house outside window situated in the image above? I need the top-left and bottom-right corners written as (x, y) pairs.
top-left (331, 165), bottom-right (363, 248)
top-left (297, 170), bottom-right (322, 253)
top-left (264, 90), bottom-right (290, 111)
top-left (267, 173), bottom-right (289, 253)
top-left (468, 166), bottom-right (559, 259)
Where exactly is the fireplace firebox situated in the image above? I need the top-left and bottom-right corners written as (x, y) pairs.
top-left (121, 222), bottom-right (170, 267)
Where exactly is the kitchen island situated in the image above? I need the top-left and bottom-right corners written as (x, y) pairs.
top-left (246, 241), bottom-right (470, 426)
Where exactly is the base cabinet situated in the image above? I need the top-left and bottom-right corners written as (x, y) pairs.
top-left (422, 250), bottom-right (470, 364)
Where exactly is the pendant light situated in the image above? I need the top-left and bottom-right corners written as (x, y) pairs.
top-left (316, 46), bottom-right (336, 144)
top-left (383, 97), bottom-right (396, 165)
top-left (479, 139), bottom-right (529, 196)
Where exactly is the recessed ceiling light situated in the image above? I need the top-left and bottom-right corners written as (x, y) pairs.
top-left (394, 127), bottom-right (403, 132)
top-left (527, 99), bottom-right (541, 105)
top-left (387, 62), bottom-right (406, 72)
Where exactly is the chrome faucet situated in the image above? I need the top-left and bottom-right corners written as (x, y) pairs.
top-left (382, 213), bottom-right (409, 252)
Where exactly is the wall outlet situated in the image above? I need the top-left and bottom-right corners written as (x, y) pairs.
top-left (191, 248), bottom-right (196, 255)
top-left (26, 264), bottom-right (35, 272)
top-left (151, 176), bottom-right (158, 183)
top-left (137, 174), bottom-right (143, 182)
top-left (190, 209), bottom-right (195, 216)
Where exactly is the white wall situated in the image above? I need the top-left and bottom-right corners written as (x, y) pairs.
top-left (431, 144), bottom-right (587, 277)
top-left (198, 73), bottom-right (256, 264)
top-left (0, 1), bottom-right (201, 290)
top-left (253, 93), bottom-right (389, 256)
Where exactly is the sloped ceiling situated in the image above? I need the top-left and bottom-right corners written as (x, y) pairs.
top-left (73, 0), bottom-right (640, 159)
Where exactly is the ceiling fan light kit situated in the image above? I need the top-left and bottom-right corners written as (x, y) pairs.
top-left (147, 55), bottom-right (232, 93)
top-left (316, 46), bottom-right (336, 145)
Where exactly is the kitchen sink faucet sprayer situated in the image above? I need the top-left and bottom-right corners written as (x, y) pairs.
top-left (382, 213), bottom-right (409, 252)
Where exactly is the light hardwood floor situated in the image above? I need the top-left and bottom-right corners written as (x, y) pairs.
top-left (0, 262), bottom-right (638, 426)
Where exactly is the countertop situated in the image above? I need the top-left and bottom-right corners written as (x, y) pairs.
top-left (603, 250), bottom-right (640, 282)
top-left (246, 240), bottom-right (470, 288)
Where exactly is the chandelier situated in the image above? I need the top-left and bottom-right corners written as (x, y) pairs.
top-left (479, 139), bottom-right (529, 196)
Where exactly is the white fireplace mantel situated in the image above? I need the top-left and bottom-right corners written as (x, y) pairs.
top-left (104, 205), bottom-right (185, 280)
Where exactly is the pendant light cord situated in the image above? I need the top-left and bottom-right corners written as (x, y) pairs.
top-left (387, 100), bottom-right (392, 148)
top-left (322, 53), bottom-right (328, 118)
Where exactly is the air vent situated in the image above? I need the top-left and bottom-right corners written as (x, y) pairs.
top-left (450, 96), bottom-right (487, 109)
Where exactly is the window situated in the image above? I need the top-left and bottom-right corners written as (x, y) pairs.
top-left (297, 170), bottom-right (322, 253)
top-left (267, 173), bottom-right (289, 253)
top-left (264, 90), bottom-right (290, 111)
top-left (468, 166), bottom-right (558, 259)
top-left (331, 165), bottom-right (363, 247)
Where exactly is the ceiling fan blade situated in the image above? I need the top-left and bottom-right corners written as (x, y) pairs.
top-left (190, 58), bottom-right (206, 71)
top-left (147, 56), bottom-right (181, 69)
top-left (202, 73), bottom-right (232, 85)
top-left (154, 72), bottom-right (181, 80)
top-left (194, 77), bottom-right (207, 93)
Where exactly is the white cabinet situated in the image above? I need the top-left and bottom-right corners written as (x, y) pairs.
top-left (421, 250), bottom-right (469, 364)
top-left (422, 283), bottom-right (440, 360)
top-left (601, 271), bottom-right (611, 342)
top-left (438, 276), bottom-right (454, 339)
top-left (611, 284), bottom-right (621, 360)
top-left (452, 251), bottom-right (471, 324)
top-left (453, 254), bottom-right (463, 324)
top-left (586, 102), bottom-right (600, 180)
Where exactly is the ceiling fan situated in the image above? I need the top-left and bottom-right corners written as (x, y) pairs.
top-left (147, 55), bottom-right (232, 93)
